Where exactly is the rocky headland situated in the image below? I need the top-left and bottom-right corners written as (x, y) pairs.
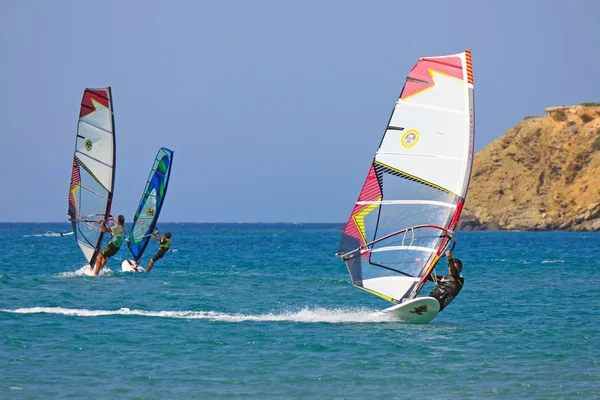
top-left (458, 104), bottom-right (600, 231)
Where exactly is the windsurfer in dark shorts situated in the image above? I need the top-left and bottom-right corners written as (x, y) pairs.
top-left (92, 215), bottom-right (126, 276)
top-left (427, 251), bottom-right (464, 311)
top-left (146, 229), bottom-right (171, 273)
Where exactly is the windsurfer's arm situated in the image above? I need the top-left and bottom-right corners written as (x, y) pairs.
top-left (95, 220), bottom-right (112, 233)
top-left (150, 232), bottom-right (160, 242)
top-left (448, 260), bottom-right (460, 279)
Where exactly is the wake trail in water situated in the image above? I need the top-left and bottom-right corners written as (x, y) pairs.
top-left (24, 231), bottom-right (74, 238)
top-left (1, 306), bottom-right (391, 323)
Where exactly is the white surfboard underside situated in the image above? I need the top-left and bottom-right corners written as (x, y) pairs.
top-left (121, 260), bottom-right (146, 273)
top-left (75, 265), bottom-right (108, 276)
top-left (376, 297), bottom-right (440, 324)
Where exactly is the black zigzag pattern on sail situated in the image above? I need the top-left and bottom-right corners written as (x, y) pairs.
top-left (75, 156), bottom-right (110, 193)
top-left (373, 161), bottom-right (454, 195)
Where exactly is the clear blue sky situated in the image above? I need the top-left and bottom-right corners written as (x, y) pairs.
top-left (1, 0), bottom-right (598, 222)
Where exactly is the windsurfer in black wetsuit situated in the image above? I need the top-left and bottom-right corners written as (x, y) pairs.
top-left (427, 251), bottom-right (464, 311)
top-left (146, 229), bottom-right (171, 273)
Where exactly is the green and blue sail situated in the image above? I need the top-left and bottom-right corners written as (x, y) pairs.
top-left (127, 148), bottom-right (174, 261)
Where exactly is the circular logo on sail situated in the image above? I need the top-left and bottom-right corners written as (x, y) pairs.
top-left (84, 139), bottom-right (93, 151)
top-left (402, 130), bottom-right (419, 148)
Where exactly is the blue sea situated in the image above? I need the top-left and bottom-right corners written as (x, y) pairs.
top-left (1, 223), bottom-right (599, 399)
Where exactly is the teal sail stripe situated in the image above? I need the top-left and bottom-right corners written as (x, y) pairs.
top-left (127, 147), bottom-right (174, 261)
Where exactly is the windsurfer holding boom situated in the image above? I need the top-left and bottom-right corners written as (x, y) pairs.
top-left (427, 251), bottom-right (464, 311)
top-left (92, 215), bottom-right (126, 276)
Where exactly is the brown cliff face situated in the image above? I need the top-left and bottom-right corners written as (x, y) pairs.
top-left (458, 104), bottom-right (600, 231)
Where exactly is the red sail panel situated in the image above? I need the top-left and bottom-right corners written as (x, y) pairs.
top-left (401, 56), bottom-right (464, 99)
top-left (79, 89), bottom-right (110, 118)
top-left (342, 164), bottom-right (381, 246)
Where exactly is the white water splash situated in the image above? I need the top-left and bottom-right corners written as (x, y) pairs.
top-left (541, 260), bottom-right (566, 264)
top-left (1, 306), bottom-right (391, 324)
top-left (57, 267), bottom-right (113, 278)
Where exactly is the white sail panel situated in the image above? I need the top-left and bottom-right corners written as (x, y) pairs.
top-left (362, 276), bottom-right (420, 302)
top-left (377, 105), bottom-right (470, 195)
top-left (80, 100), bottom-right (113, 132)
top-left (76, 122), bottom-right (115, 168)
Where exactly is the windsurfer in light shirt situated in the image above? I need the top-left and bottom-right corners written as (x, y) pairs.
top-left (427, 251), bottom-right (464, 311)
top-left (92, 215), bottom-right (126, 276)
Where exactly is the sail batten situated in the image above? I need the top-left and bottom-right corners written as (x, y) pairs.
top-left (356, 200), bottom-right (456, 206)
top-left (338, 50), bottom-right (474, 304)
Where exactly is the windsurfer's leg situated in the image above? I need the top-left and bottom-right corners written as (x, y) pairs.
top-left (93, 254), bottom-right (104, 276)
top-left (147, 250), bottom-right (164, 273)
top-left (147, 259), bottom-right (154, 273)
top-left (428, 287), bottom-right (444, 311)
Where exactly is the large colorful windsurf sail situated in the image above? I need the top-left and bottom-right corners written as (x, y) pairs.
top-left (68, 87), bottom-right (116, 266)
top-left (126, 148), bottom-right (174, 262)
top-left (337, 50), bottom-right (474, 304)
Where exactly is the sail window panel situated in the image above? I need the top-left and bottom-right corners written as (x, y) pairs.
top-left (373, 205), bottom-right (453, 247)
top-left (77, 189), bottom-right (108, 222)
top-left (132, 216), bottom-right (154, 239)
top-left (75, 220), bottom-right (102, 259)
top-left (76, 122), bottom-right (115, 168)
top-left (367, 247), bottom-right (435, 278)
top-left (373, 221), bottom-right (452, 251)
top-left (370, 205), bottom-right (452, 276)
top-left (77, 225), bottom-right (101, 251)
top-left (371, 204), bottom-right (451, 246)
top-left (132, 192), bottom-right (157, 242)
top-left (361, 256), bottom-right (406, 280)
